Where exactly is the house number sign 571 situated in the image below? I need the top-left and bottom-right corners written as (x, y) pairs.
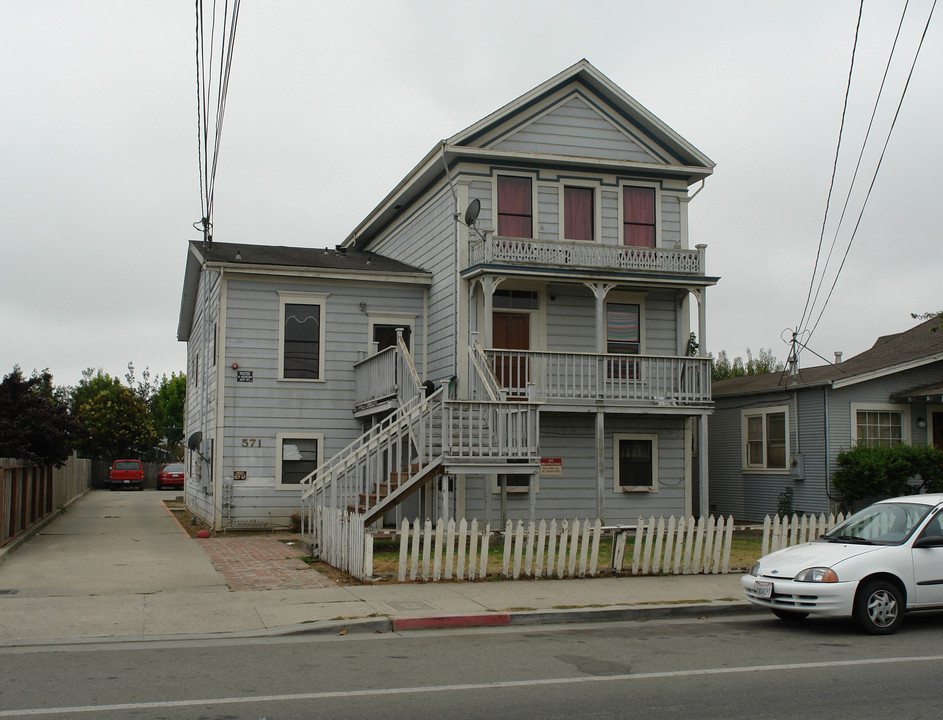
top-left (241, 438), bottom-right (262, 448)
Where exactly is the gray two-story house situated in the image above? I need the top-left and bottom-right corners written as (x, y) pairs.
top-left (178, 59), bottom-right (718, 531)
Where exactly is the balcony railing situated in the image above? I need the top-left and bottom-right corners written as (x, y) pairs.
top-left (468, 236), bottom-right (704, 275)
top-left (486, 350), bottom-right (711, 406)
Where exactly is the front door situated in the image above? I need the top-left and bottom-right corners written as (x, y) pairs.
top-left (493, 312), bottom-right (529, 398)
top-left (933, 412), bottom-right (943, 450)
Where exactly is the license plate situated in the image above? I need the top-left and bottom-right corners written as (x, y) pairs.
top-left (123, 480), bottom-right (130, 485)
top-left (754, 580), bottom-right (773, 598)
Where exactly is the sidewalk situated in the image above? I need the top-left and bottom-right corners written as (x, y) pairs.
top-left (0, 491), bottom-right (752, 645)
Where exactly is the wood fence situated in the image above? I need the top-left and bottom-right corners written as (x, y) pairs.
top-left (312, 506), bottom-right (372, 580)
top-left (760, 513), bottom-right (847, 556)
top-left (395, 514), bottom-right (736, 582)
top-left (1, 455), bottom-right (91, 548)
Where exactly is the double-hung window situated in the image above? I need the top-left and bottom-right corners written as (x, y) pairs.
top-left (563, 186), bottom-right (594, 241)
top-left (497, 175), bottom-right (533, 238)
top-left (276, 433), bottom-right (323, 489)
top-left (606, 302), bottom-right (641, 379)
top-left (279, 292), bottom-right (327, 381)
top-left (623, 186), bottom-right (656, 247)
top-left (852, 403), bottom-right (909, 447)
top-left (614, 434), bottom-right (658, 491)
top-left (742, 406), bottom-right (788, 470)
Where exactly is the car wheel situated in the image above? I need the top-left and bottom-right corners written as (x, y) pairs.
top-left (854, 579), bottom-right (904, 635)
top-left (772, 609), bottom-right (809, 621)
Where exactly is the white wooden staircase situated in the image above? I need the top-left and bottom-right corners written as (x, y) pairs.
top-left (301, 339), bottom-right (539, 527)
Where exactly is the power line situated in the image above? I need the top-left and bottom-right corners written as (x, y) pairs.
top-left (798, 0), bottom-right (864, 334)
top-left (194, 0), bottom-right (242, 246)
top-left (805, 1), bottom-right (908, 334)
top-left (794, 0), bottom-right (936, 358)
top-left (807, 0), bottom-right (937, 343)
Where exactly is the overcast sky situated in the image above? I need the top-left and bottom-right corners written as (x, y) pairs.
top-left (1, 1), bottom-right (939, 389)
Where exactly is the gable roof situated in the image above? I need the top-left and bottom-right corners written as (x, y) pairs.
top-left (448, 59), bottom-right (714, 169)
top-left (177, 241), bottom-right (431, 342)
top-left (345, 59), bottom-right (714, 250)
top-left (712, 317), bottom-right (943, 398)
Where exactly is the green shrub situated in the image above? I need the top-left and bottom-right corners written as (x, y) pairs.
top-left (833, 444), bottom-right (943, 503)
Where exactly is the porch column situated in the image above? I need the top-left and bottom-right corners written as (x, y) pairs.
top-left (596, 411), bottom-right (606, 522)
top-left (480, 276), bottom-right (505, 348)
top-left (583, 281), bottom-right (616, 353)
top-left (694, 247), bottom-right (708, 356)
top-left (699, 413), bottom-right (709, 517)
top-left (484, 475), bottom-right (493, 526)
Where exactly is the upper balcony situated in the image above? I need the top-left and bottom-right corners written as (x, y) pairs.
top-left (467, 235), bottom-right (705, 277)
top-left (482, 349), bottom-right (711, 411)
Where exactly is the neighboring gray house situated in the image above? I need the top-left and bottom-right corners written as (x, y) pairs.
top-left (708, 317), bottom-right (943, 521)
top-left (178, 59), bottom-right (719, 531)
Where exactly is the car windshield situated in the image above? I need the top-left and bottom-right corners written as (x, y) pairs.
top-left (824, 501), bottom-right (933, 546)
top-left (163, 464), bottom-right (184, 472)
top-left (114, 461), bottom-right (139, 470)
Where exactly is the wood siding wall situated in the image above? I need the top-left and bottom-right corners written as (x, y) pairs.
top-left (184, 267), bottom-right (220, 524)
top-left (492, 94), bottom-right (662, 164)
top-left (220, 275), bottom-right (425, 526)
top-left (369, 189), bottom-right (457, 384)
top-left (461, 413), bottom-right (687, 525)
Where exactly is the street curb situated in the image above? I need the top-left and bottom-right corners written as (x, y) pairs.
top-left (0, 602), bottom-right (762, 648)
top-left (278, 600), bottom-right (761, 637)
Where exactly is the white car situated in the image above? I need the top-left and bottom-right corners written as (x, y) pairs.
top-left (742, 494), bottom-right (943, 634)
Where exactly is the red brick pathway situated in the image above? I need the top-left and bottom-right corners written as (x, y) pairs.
top-left (196, 537), bottom-right (337, 591)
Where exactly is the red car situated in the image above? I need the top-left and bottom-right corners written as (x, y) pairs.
top-left (156, 463), bottom-right (185, 491)
top-left (109, 459), bottom-right (144, 491)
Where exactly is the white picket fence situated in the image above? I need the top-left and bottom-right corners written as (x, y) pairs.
top-left (395, 514), bottom-right (736, 582)
top-left (312, 507), bottom-right (373, 580)
top-left (760, 513), bottom-right (847, 556)
top-left (614, 515), bottom-right (736, 575)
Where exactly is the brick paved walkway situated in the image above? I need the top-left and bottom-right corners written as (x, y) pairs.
top-left (196, 537), bottom-right (338, 591)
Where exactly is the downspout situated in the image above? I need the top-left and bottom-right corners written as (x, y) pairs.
top-left (824, 385), bottom-right (833, 502)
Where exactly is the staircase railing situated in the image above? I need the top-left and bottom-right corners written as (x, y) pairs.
top-left (395, 330), bottom-right (423, 404)
top-left (467, 339), bottom-right (504, 401)
top-left (302, 338), bottom-right (540, 549)
top-left (300, 386), bottom-right (443, 507)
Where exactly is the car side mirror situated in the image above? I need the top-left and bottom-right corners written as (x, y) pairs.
top-left (913, 536), bottom-right (943, 549)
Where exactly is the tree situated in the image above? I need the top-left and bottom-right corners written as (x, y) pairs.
top-left (71, 369), bottom-right (157, 459)
top-left (0, 367), bottom-right (83, 466)
top-left (711, 348), bottom-right (783, 382)
top-left (912, 311), bottom-right (943, 332)
top-left (150, 373), bottom-right (186, 457)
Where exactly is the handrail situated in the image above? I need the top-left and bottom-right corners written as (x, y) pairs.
top-left (300, 389), bottom-right (430, 497)
top-left (468, 236), bottom-right (705, 275)
top-left (484, 349), bottom-right (711, 404)
top-left (467, 339), bottom-right (503, 401)
top-left (395, 330), bottom-right (423, 405)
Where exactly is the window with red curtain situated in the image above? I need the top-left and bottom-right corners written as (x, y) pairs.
top-left (623, 186), bottom-right (655, 247)
top-left (497, 175), bottom-right (533, 238)
top-left (564, 186), bottom-right (593, 241)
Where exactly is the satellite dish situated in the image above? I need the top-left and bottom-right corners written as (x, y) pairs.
top-left (187, 431), bottom-right (203, 452)
top-left (463, 199), bottom-right (481, 227)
